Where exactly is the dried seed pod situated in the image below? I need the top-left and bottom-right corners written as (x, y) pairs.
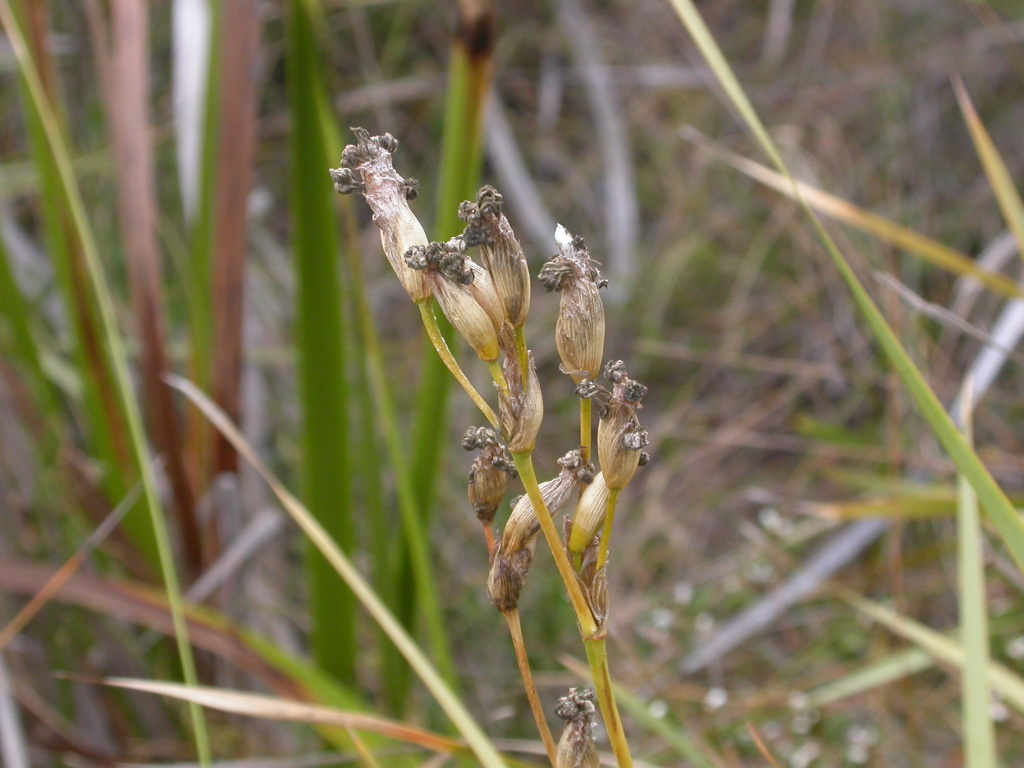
top-left (459, 186), bottom-right (531, 328)
top-left (596, 361), bottom-right (649, 490)
top-left (464, 426), bottom-right (515, 527)
top-left (554, 689), bottom-right (599, 768)
top-left (408, 238), bottom-right (503, 363)
top-left (567, 471), bottom-right (611, 558)
top-left (501, 450), bottom-right (592, 554)
top-left (330, 129), bottom-right (431, 303)
top-left (540, 225), bottom-right (606, 383)
top-left (504, 351), bottom-right (544, 453)
top-left (487, 544), bottom-right (534, 612)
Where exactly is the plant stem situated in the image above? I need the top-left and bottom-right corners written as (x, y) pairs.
top-left (597, 487), bottom-right (620, 570)
top-left (511, 451), bottom-right (596, 634)
top-left (512, 451), bottom-right (634, 768)
top-left (417, 300), bottom-right (500, 430)
top-left (512, 324), bottom-right (530, 379)
top-left (579, 397), bottom-right (592, 462)
top-left (487, 358), bottom-right (511, 402)
top-left (504, 608), bottom-right (557, 766)
top-left (585, 639), bottom-right (634, 768)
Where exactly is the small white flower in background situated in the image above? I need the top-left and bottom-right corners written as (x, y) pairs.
top-left (672, 580), bottom-right (694, 605)
top-left (1006, 635), bottom-right (1024, 660)
top-left (647, 699), bottom-right (668, 719)
top-left (788, 740), bottom-right (820, 768)
top-left (702, 687), bottom-right (727, 712)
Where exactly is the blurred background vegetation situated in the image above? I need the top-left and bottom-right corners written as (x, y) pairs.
top-left (2, 1), bottom-right (1024, 766)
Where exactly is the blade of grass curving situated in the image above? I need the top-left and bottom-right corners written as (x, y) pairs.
top-left (97, 679), bottom-right (463, 755)
top-left (210, 0), bottom-right (262, 479)
top-left (955, 78), bottom-right (1024, 269)
top-left (287, 0), bottom-right (356, 685)
top-left (0, 5), bottom-right (210, 763)
top-left (669, 0), bottom-right (1024, 573)
top-left (403, 1), bottom-right (495, 690)
top-left (169, 375), bottom-right (510, 768)
top-left (956, 386), bottom-right (997, 768)
top-left (842, 590), bottom-right (1024, 715)
top-left (681, 129), bottom-right (1024, 301)
top-left (10, 0), bottom-right (143, 555)
top-left (338, 199), bottom-right (456, 706)
top-left (804, 646), bottom-right (934, 708)
top-left (97, 0), bottom-right (202, 574)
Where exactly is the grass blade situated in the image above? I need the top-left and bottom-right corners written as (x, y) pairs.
top-left (803, 646), bottom-right (934, 708)
top-left (287, 0), bottom-right (356, 684)
top-left (168, 375), bottom-right (510, 768)
top-left (956, 387), bottom-right (997, 767)
top-left (955, 78), bottom-right (1024, 267)
top-left (683, 129), bottom-right (1024, 301)
top-left (669, 0), bottom-right (1024, 574)
top-left (0, 4), bottom-right (210, 762)
top-left (210, 0), bottom-right (262, 477)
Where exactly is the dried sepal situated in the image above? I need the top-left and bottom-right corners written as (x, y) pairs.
top-left (487, 544), bottom-right (534, 612)
top-left (406, 238), bottom-right (504, 362)
top-left (464, 426), bottom-right (515, 527)
top-left (567, 471), bottom-right (611, 558)
top-left (597, 360), bottom-right (649, 490)
top-left (541, 225), bottom-right (607, 383)
top-left (503, 351), bottom-right (544, 453)
top-left (554, 688), bottom-right (599, 768)
top-left (459, 186), bottom-right (531, 328)
top-left (500, 450), bottom-right (593, 554)
top-left (330, 129), bottom-right (431, 302)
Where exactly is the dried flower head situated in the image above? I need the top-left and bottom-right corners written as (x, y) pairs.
top-left (567, 471), bottom-right (611, 558)
top-left (540, 225), bottom-right (607, 383)
top-left (406, 237), bottom-right (504, 362)
top-left (330, 129), bottom-right (430, 302)
top-left (554, 688), bottom-right (599, 768)
top-left (502, 350), bottom-right (544, 453)
top-left (487, 544), bottom-right (534, 612)
top-left (500, 449), bottom-right (594, 555)
top-left (459, 186), bottom-right (531, 328)
top-left (597, 360), bottom-right (649, 490)
top-left (464, 426), bottom-right (516, 527)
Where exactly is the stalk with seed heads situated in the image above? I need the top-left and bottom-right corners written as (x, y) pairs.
top-left (333, 129), bottom-right (648, 768)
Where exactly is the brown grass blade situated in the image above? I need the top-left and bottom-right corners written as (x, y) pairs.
top-left (94, 678), bottom-right (461, 755)
top-left (87, 0), bottom-right (201, 571)
top-left (211, 0), bottom-right (262, 478)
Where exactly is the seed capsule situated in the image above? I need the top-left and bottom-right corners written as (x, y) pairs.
top-left (501, 450), bottom-right (590, 555)
top-left (487, 544), bottom-right (534, 612)
top-left (330, 129), bottom-right (431, 303)
top-left (596, 360), bottom-right (650, 490)
top-left (459, 186), bottom-right (531, 328)
top-left (540, 225), bottom-right (606, 383)
top-left (567, 471), bottom-right (611, 558)
top-left (554, 689), bottom-right (599, 768)
top-left (504, 351), bottom-right (544, 453)
top-left (464, 427), bottom-right (515, 527)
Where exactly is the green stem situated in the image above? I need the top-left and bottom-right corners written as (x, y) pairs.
top-left (512, 324), bottom-right (530, 380)
top-left (585, 639), bottom-right (634, 768)
top-left (486, 358), bottom-right (511, 403)
top-left (417, 300), bottom-right (500, 430)
top-left (579, 397), bottom-right (593, 462)
top-left (596, 487), bottom-right (620, 570)
top-left (511, 450), bottom-right (596, 635)
top-left (504, 608), bottom-right (557, 767)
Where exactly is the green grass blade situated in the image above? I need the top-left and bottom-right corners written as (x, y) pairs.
top-left (955, 78), bottom-right (1024, 268)
top-left (844, 591), bottom-right (1024, 716)
top-left (287, 0), bottom-right (356, 684)
top-left (169, 377), bottom-right (510, 768)
top-left (804, 646), bottom-right (934, 708)
top-left (956, 391), bottom-right (997, 767)
top-left (669, 0), bottom-right (1024, 573)
top-left (0, 4), bottom-right (210, 763)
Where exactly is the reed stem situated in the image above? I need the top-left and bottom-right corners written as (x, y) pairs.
top-left (579, 397), bottom-right (592, 462)
top-left (417, 300), bottom-right (500, 430)
top-left (597, 487), bottom-right (620, 570)
top-left (584, 638), bottom-right (633, 768)
top-left (504, 608), bottom-right (558, 766)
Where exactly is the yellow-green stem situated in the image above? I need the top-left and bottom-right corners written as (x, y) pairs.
top-left (511, 451), bottom-right (596, 635)
top-left (487, 358), bottom-right (511, 403)
top-left (584, 639), bottom-right (634, 768)
top-left (597, 487), bottom-right (620, 570)
top-left (504, 608), bottom-right (557, 767)
top-left (417, 299), bottom-right (500, 430)
top-left (512, 324), bottom-right (530, 380)
top-left (580, 397), bottom-right (592, 462)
